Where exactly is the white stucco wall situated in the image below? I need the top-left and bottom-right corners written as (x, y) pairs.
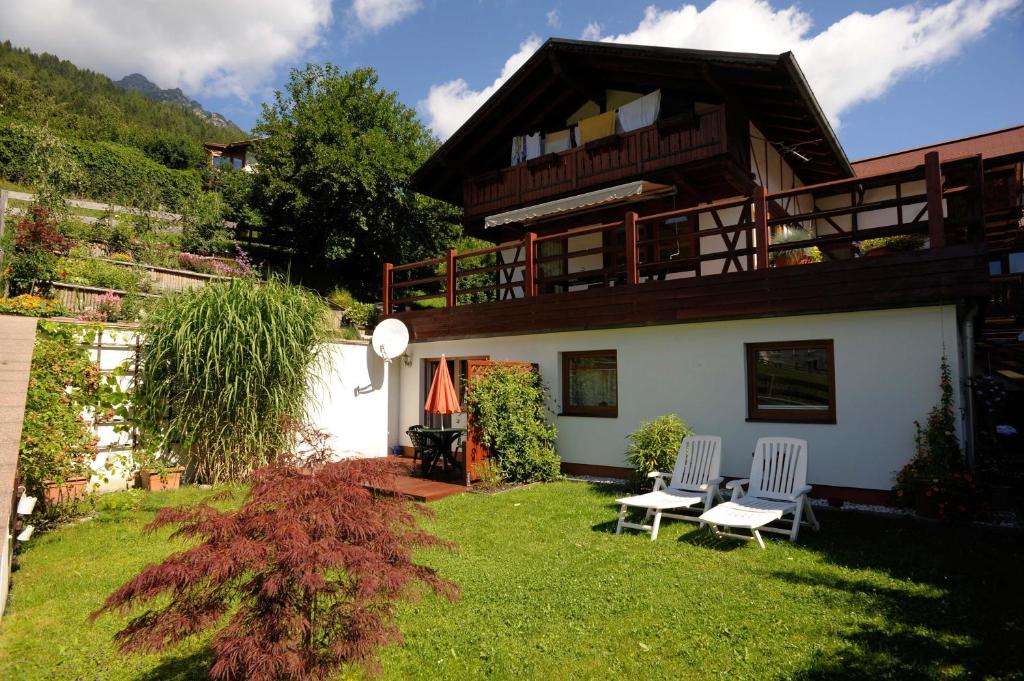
top-left (395, 306), bottom-right (962, 491)
top-left (306, 340), bottom-right (391, 458)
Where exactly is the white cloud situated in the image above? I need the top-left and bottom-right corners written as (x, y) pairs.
top-left (0, 0), bottom-right (332, 100)
top-left (419, 36), bottom-right (543, 139)
top-left (581, 21), bottom-right (603, 41)
top-left (352, 0), bottom-right (422, 31)
top-left (546, 9), bottom-right (561, 29)
top-left (591, 0), bottom-right (1019, 127)
top-left (423, 0), bottom-right (1017, 137)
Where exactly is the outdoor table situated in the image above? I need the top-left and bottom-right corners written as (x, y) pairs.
top-left (417, 427), bottom-right (466, 476)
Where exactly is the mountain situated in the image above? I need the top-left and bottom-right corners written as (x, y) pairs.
top-left (114, 73), bottom-right (238, 130)
top-left (0, 41), bottom-right (247, 173)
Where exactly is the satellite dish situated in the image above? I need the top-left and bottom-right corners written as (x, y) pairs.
top-left (371, 318), bottom-right (409, 363)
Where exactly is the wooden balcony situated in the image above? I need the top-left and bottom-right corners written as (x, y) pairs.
top-left (462, 106), bottom-right (730, 219)
top-left (387, 154), bottom-right (989, 342)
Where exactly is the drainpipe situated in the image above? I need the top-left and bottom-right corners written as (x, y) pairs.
top-left (962, 304), bottom-right (978, 469)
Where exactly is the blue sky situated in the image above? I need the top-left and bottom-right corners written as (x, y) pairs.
top-left (5, 0), bottom-right (1023, 160)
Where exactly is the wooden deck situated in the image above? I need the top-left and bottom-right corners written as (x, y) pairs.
top-left (375, 457), bottom-right (469, 502)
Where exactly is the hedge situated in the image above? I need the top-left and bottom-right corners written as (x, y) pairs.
top-left (0, 118), bottom-right (203, 211)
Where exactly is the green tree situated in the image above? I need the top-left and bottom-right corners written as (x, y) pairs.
top-left (252, 64), bottom-right (460, 296)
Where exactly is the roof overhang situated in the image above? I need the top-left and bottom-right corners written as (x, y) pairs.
top-left (484, 181), bottom-right (674, 228)
top-left (412, 38), bottom-right (853, 206)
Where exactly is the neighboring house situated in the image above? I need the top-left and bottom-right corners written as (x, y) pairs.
top-left (382, 39), bottom-right (1023, 504)
top-left (203, 138), bottom-right (259, 172)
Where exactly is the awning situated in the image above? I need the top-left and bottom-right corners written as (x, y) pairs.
top-left (484, 181), bottom-right (675, 229)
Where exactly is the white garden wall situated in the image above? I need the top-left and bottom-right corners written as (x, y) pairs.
top-left (83, 333), bottom-right (391, 491)
top-left (394, 306), bottom-right (962, 492)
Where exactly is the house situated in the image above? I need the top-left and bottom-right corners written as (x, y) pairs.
top-left (382, 39), bottom-right (1023, 504)
top-left (203, 138), bottom-right (259, 172)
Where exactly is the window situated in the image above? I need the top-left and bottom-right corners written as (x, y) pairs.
top-left (562, 350), bottom-right (618, 417)
top-left (1009, 251), bottom-right (1024, 274)
top-left (745, 340), bottom-right (836, 423)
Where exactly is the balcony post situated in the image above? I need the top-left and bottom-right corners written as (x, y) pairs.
top-left (753, 186), bottom-right (769, 269)
top-left (524, 232), bottom-right (537, 297)
top-left (925, 151), bottom-right (945, 249)
top-left (625, 211), bottom-right (639, 285)
top-left (446, 248), bottom-right (457, 307)
top-left (382, 262), bottom-right (393, 316)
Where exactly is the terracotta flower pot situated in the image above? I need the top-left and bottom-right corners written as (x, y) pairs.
top-left (43, 476), bottom-right (89, 505)
top-left (865, 246), bottom-right (891, 257)
top-left (138, 467), bottom-right (185, 491)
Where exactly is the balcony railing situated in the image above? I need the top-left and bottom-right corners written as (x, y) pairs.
top-left (462, 106), bottom-right (729, 218)
top-left (385, 153), bottom-right (985, 316)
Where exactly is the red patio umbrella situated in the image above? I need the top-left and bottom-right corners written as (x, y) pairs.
top-left (424, 354), bottom-right (461, 415)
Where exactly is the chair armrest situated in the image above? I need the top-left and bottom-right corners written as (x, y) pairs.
top-left (694, 477), bottom-right (724, 491)
top-left (648, 471), bottom-right (669, 491)
top-left (791, 485), bottom-right (812, 498)
top-left (725, 478), bottom-right (749, 490)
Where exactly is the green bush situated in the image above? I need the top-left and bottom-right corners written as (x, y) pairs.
top-left (464, 364), bottom-right (560, 483)
top-left (179, 191), bottom-right (232, 255)
top-left (326, 287), bottom-right (356, 309)
top-left (626, 414), bottom-right (694, 479)
top-left (344, 301), bottom-right (378, 328)
top-left (134, 277), bottom-right (331, 482)
top-left (57, 257), bottom-right (150, 293)
top-left (0, 119), bottom-right (204, 212)
top-left (326, 288), bottom-right (378, 328)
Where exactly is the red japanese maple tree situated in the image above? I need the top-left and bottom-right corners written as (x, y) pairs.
top-left (92, 423), bottom-right (458, 680)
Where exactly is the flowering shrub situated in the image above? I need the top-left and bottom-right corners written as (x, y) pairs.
top-left (92, 422), bottom-right (459, 679)
top-left (177, 245), bottom-right (253, 278)
top-left (18, 323), bottom-right (99, 499)
top-left (77, 290), bottom-right (123, 322)
top-left (894, 356), bottom-right (978, 519)
top-left (0, 294), bottom-right (67, 317)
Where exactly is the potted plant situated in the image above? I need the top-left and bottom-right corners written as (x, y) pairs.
top-left (43, 475), bottom-right (90, 505)
top-left (770, 228), bottom-right (823, 267)
top-left (134, 443), bottom-right (185, 491)
top-left (857, 234), bottom-right (926, 257)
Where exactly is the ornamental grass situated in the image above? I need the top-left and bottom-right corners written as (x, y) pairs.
top-left (134, 276), bottom-right (331, 483)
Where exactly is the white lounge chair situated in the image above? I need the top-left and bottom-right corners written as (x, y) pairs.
top-left (699, 437), bottom-right (820, 549)
top-left (615, 435), bottom-right (722, 541)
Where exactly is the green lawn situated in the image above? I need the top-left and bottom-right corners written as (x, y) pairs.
top-left (1, 481), bottom-right (1021, 680)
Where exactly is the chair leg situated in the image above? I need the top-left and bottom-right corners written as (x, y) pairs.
top-left (753, 528), bottom-right (766, 550)
top-left (615, 504), bottom-right (627, 535)
top-left (790, 503), bottom-right (804, 542)
top-left (651, 511), bottom-right (663, 541)
top-left (803, 496), bottom-right (820, 531)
